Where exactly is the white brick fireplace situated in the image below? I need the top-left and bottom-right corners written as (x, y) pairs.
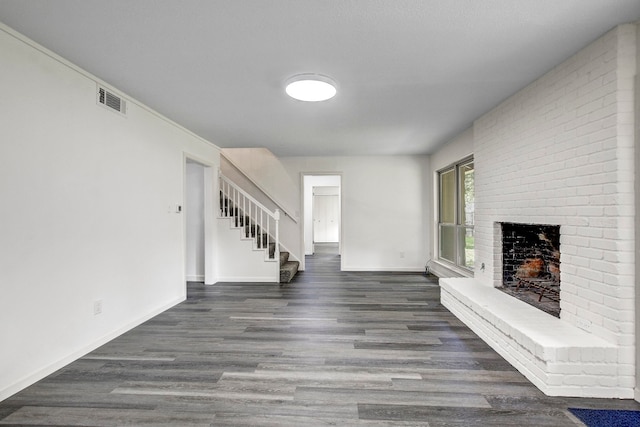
top-left (441, 23), bottom-right (637, 398)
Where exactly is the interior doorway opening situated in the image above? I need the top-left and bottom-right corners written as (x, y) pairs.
top-left (302, 174), bottom-right (342, 264)
top-left (185, 157), bottom-right (215, 285)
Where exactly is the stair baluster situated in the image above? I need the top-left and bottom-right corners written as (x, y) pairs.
top-left (219, 174), bottom-right (298, 283)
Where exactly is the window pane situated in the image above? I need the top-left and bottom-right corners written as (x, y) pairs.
top-left (439, 225), bottom-right (456, 263)
top-left (439, 169), bottom-right (455, 223)
top-left (437, 157), bottom-right (473, 270)
top-left (459, 162), bottom-right (474, 226)
top-left (459, 226), bottom-right (474, 269)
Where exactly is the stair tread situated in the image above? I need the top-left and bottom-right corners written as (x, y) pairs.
top-left (279, 259), bottom-right (299, 284)
top-left (280, 260), bottom-right (299, 269)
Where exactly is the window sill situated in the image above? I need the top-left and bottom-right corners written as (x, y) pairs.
top-left (427, 259), bottom-right (473, 279)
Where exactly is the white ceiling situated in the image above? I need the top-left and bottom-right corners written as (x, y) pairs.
top-left (1, 1), bottom-right (639, 156)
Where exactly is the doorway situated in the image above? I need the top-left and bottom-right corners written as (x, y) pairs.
top-left (185, 157), bottom-right (215, 285)
top-left (302, 174), bottom-right (342, 262)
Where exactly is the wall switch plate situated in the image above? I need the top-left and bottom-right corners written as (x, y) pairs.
top-left (93, 300), bottom-right (103, 316)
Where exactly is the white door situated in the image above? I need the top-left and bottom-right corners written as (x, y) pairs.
top-left (313, 194), bottom-right (339, 243)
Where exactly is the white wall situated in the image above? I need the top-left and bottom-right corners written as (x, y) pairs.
top-left (0, 24), bottom-right (220, 400)
top-left (430, 127), bottom-right (474, 172)
top-left (186, 162), bottom-right (205, 281)
top-left (281, 156), bottom-right (430, 271)
top-left (215, 218), bottom-right (279, 282)
top-left (222, 148), bottom-right (299, 219)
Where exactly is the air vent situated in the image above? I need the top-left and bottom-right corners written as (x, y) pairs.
top-left (97, 86), bottom-right (126, 115)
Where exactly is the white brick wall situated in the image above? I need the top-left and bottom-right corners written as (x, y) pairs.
top-left (440, 278), bottom-right (625, 397)
top-left (470, 24), bottom-right (636, 396)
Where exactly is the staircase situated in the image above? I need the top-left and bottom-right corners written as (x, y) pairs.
top-left (276, 245), bottom-right (299, 284)
top-left (220, 174), bottom-right (299, 284)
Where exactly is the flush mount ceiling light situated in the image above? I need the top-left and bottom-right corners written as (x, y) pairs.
top-left (285, 74), bottom-right (337, 102)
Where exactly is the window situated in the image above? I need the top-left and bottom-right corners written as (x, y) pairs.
top-left (438, 158), bottom-right (474, 270)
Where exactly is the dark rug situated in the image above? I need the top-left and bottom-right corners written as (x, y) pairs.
top-left (568, 408), bottom-right (640, 427)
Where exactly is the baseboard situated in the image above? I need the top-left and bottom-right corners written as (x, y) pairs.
top-left (186, 274), bottom-right (204, 282)
top-left (215, 276), bottom-right (278, 283)
top-left (0, 296), bottom-right (185, 402)
top-left (341, 267), bottom-right (424, 272)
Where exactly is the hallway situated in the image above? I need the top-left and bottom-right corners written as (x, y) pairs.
top-left (2, 256), bottom-right (640, 425)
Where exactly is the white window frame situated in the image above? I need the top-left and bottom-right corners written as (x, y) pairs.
top-left (437, 156), bottom-right (474, 272)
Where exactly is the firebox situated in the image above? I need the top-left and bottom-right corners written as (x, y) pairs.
top-left (500, 222), bottom-right (561, 317)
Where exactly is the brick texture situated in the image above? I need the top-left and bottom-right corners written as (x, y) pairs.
top-left (471, 24), bottom-right (636, 395)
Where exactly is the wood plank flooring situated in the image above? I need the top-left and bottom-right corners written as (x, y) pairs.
top-left (2, 243), bottom-right (640, 426)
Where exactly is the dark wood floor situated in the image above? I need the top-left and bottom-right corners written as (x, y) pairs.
top-left (2, 243), bottom-right (640, 426)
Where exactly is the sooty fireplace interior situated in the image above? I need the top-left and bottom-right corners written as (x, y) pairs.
top-left (500, 222), bottom-right (561, 317)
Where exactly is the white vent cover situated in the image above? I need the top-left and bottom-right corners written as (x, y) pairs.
top-left (97, 86), bottom-right (126, 115)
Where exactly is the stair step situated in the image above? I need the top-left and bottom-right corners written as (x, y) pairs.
top-left (280, 260), bottom-right (299, 284)
top-left (279, 251), bottom-right (289, 265)
top-left (269, 242), bottom-right (276, 259)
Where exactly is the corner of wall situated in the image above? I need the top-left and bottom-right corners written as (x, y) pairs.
top-left (633, 19), bottom-right (640, 402)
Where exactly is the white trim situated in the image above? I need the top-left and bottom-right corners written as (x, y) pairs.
top-left (183, 153), bottom-right (218, 286)
top-left (0, 296), bottom-right (184, 402)
top-left (434, 156), bottom-right (474, 272)
top-left (186, 275), bottom-right (205, 282)
top-left (215, 276), bottom-right (277, 283)
top-left (428, 259), bottom-right (472, 278)
top-left (203, 166), bottom-right (216, 285)
top-left (341, 266), bottom-right (425, 272)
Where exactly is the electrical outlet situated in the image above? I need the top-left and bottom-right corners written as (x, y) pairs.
top-left (93, 300), bottom-right (103, 316)
top-left (399, 251), bottom-right (405, 258)
top-left (576, 318), bottom-right (592, 332)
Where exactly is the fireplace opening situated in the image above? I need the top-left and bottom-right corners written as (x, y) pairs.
top-left (499, 222), bottom-right (560, 318)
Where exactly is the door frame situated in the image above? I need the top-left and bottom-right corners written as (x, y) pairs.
top-left (184, 153), bottom-right (217, 285)
top-left (300, 172), bottom-right (342, 271)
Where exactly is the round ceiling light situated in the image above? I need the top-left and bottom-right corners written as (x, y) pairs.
top-left (285, 74), bottom-right (337, 102)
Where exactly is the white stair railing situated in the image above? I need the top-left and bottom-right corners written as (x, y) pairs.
top-left (219, 173), bottom-right (280, 261)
